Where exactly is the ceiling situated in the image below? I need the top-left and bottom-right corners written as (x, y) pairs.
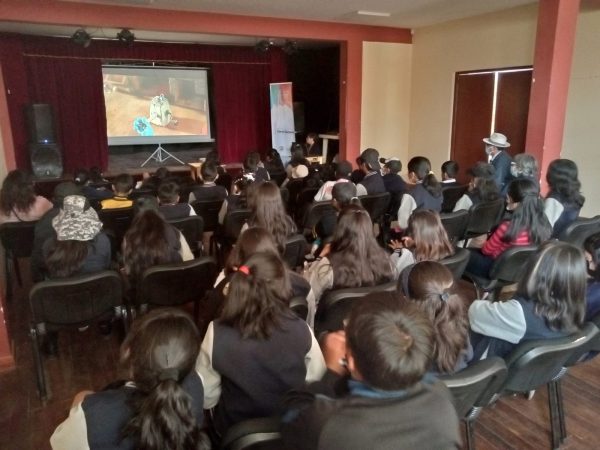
top-left (0, 0), bottom-right (562, 48)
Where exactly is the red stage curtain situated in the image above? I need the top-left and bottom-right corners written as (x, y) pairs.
top-left (0, 34), bottom-right (288, 171)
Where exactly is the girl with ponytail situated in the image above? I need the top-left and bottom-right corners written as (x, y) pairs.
top-left (51, 308), bottom-right (207, 450)
top-left (397, 156), bottom-right (443, 229)
top-left (197, 252), bottom-right (325, 436)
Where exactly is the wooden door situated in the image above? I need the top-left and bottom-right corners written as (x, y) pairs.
top-left (495, 70), bottom-right (533, 157)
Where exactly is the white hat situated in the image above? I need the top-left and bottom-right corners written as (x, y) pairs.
top-left (483, 132), bottom-right (511, 148)
top-left (291, 164), bottom-right (309, 179)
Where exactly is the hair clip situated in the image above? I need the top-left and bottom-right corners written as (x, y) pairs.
top-left (440, 292), bottom-right (450, 302)
top-left (158, 367), bottom-right (179, 382)
top-left (238, 265), bottom-right (251, 275)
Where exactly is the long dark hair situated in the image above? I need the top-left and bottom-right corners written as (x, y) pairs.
top-left (0, 169), bottom-right (36, 215)
top-left (503, 178), bottom-right (552, 244)
top-left (402, 262), bottom-right (468, 373)
top-left (331, 182), bottom-right (361, 210)
top-left (247, 182), bottom-right (297, 253)
top-left (44, 239), bottom-right (89, 278)
top-left (221, 252), bottom-right (293, 339)
top-left (406, 210), bottom-right (454, 262)
top-left (546, 159), bottom-right (585, 207)
top-left (517, 241), bottom-right (586, 332)
top-left (471, 177), bottom-right (500, 203)
top-left (407, 157), bottom-right (442, 198)
top-left (584, 232), bottom-right (600, 280)
top-left (328, 204), bottom-right (393, 288)
top-left (122, 308), bottom-right (202, 450)
top-left (122, 209), bottom-right (178, 280)
top-left (225, 227), bottom-right (280, 275)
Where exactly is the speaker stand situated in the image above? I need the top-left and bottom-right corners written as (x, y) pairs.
top-left (141, 143), bottom-right (185, 167)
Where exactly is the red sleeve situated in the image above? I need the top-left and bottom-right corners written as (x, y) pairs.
top-left (481, 221), bottom-right (510, 259)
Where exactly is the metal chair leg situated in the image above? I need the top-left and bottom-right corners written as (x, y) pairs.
top-left (465, 420), bottom-right (476, 450)
top-left (556, 379), bottom-right (567, 443)
top-left (5, 255), bottom-right (13, 301)
top-left (30, 327), bottom-right (48, 401)
top-left (548, 382), bottom-right (561, 450)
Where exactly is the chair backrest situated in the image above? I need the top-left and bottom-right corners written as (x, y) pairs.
top-left (223, 209), bottom-right (252, 240)
top-left (286, 179), bottom-right (306, 206)
top-left (221, 416), bottom-right (282, 450)
top-left (440, 210), bottom-right (470, 244)
top-left (360, 192), bottom-right (391, 223)
top-left (191, 199), bottom-right (224, 232)
top-left (301, 201), bottom-right (335, 232)
top-left (289, 296), bottom-right (308, 321)
top-left (315, 280), bottom-right (397, 335)
top-left (136, 257), bottom-right (217, 309)
top-left (0, 221), bottom-right (37, 258)
top-left (564, 321), bottom-right (600, 366)
top-left (167, 215), bottom-right (204, 248)
top-left (501, 322), bottom-right (598, 393)
top-left (283, 234), bottom-right (307, 269)
top-left (488, 245), bottom-right (538, 285)
top-left (439, 357), bottom-right (507, 419)
top-left (98, 207), bottom-right (134, 240)
top-left (441, 184), bottom-right (469, 213)
top-left (269, 170), bottom-right (287, 186)
top-left (130, 188), bottom-right (156, 200)
top-left (29, 270), bottom-right (123, 329)
top-left (296, 187), bottom-right (320, 208)
top-left (559, 215), bottom-right (600, 247)
top-left (464, 198), bottom-right (505, 237)
top-left (439, 247), bottom-right (470, 279)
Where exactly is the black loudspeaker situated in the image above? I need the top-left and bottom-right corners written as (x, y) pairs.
top-left (29, 143), bottom-right (63, 178)
top-left (25, 103), bottom-right (56, 144)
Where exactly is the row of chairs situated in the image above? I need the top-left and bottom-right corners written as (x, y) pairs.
top-left (218, 317), bottom-right (600, 450)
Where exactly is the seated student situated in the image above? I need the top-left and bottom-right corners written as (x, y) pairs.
top-left (189, 161), bottom-right (229, 203)
top-left (281, 292), bottom-right (461, 450)
top-left (218, 175), bottom-right (252, 225)
top-left (50, 309), bottom-right (207, 450)
top-left (465, 178), bottom-right (551, 278)
top-left (397, 157), bottom-right (443, 229)
top-left (286, 145), bottom-right (311, 177)
top-left (356, 148), bottom-right (386, 196)
top-left (74, 168), bottom-right (113, 203)
top-left (264, 148), bottom-right (286, 174)
top-left (0, 169), bottom-right (53, 224)
top-left (453, 162), bottom-right (500, 212)
top-left (507, 153), bottom-right (539, 191)
top-left (205, 149), bottom-right (232, 192)
top-left (136, 167), bottom-right (172, 191)
top-left (304, 204), bottom-right (394, 322)
top-left (157, 181), bottom-right (196, 220)
top-left (196, 252), bottom-right (326, 436)
top-left (243, 151), bottom-right (270, 183)
top-left (583, 233), bottom-right (600, 320)
top-left (100, 173), bottom-right (134, 209)
top-left (382, 157), bottom-right (406, 194)
top-left (281, 163), bottom-right (309, 189)
top-left (313, 160), bottom-right (353, 202)
top-left (469, 241), bottom-right (586, 359)
top-left (389, 209), bottom-right (455, 274)
top-left (31, 182), bottom-right (81, 282)
top-left (313, 182), bottom-right (361, 251)
top-left (544, 159), bottom-right (585, 238)
top-left (399, 262), bottom-right (472, 373)
top-left (88, 166), bottom-right (110, 186)
top-left (350, 156), bottom-right (366, 184)
top-left (441, 160), bottom-right (460, 186)
top-left (305, 132), bottom-right (322, 156)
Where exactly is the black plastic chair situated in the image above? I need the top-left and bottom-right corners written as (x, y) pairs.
top-left (29, 270), bottom-right (126, 401)
top-left (464, 245), bottom-right (538, 299)
top-left (220, 416), bottom-right (282, 450)
top-left (499, 323), bottom-right (598, 450)
top-left (440, 210), bottom-right (470, 244)
top-left (300, 201), bottom-right (335, 235)
top-left (269, 170), bottom-right (287, 187)
top-left (98, 206), bottom-right (134, 252)
top-left (191, 199), bottom-right (224, 233)
top-left (283, 234), bottom-right (307, 269)
top-left (360, 192), bottom-right (391, 225)
top-left (314, 280), bottom-right (397, 336)
top-left (136, 257), bottom-right (218, 322)
top-left (439, 247), bottom-right (470, 279)
top-left (558, 215), bottom-right (600, 247)
top-left (168, 215), bottom-right (204, 256)
top-left (463, 198), bottom-right (505, 246)
top-left (215, 208), bottom-right (252, 264)
top-left (439, 357), bottom-right (507, 450)
top-left (442, 184), bottom-right (469, 213)
top-left (289, 296), bottom-right (309, 321)
top-left (130, 187), bottom-right (156, 200)
top-left (0, 221), bottom-right (37, 300)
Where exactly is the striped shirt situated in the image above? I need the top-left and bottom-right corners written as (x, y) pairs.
top-left (481, 220), bottom-right (531, 260)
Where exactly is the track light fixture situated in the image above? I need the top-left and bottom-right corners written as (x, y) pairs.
top-left (283, 40), bottom-right (298, 55)
top-left (117, 28), bottom-right (135, 46)
top-left (254, 39), bottom-right (272, 53)
top-left (71, 28), bottom-right (92, 48)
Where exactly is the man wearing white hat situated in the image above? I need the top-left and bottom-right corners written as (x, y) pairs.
top-left (483, 132), bottom-right (513, 193)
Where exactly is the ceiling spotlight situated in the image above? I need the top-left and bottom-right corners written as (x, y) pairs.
top-left (117, 28), bottom-right (135, 46)
top-left (283, 40), bottom-right (298, 55)
top-left (71, 28), bottom-right (91, 48)
top-left (254, 39), bottom-right (271, 53)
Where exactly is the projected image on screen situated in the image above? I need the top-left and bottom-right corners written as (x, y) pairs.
top-left (102, 66), bottom-right (213, 145)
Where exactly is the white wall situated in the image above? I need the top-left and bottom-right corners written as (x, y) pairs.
top-left (361, 42), bottom-right (412, 165)
top-left (563, 8), bottom-right (600, 217)
top-left (408, 4), bottom-right (538, 177)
